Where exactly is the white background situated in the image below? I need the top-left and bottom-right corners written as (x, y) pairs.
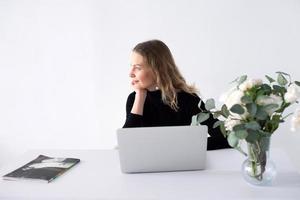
top-left (1, 0), bottom-right (300, 171)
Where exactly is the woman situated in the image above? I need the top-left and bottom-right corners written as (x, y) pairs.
top-left (123, 39), bottom-right (230, 150)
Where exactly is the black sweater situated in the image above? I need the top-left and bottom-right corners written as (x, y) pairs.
top-left (123, 90), bottom-right (231, 150)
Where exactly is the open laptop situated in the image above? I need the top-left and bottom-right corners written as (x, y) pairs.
top-left (116, 125), bottom-right (207, 173)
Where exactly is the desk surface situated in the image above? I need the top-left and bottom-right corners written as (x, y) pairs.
top-left (0, 149), bottom-right (300, 200)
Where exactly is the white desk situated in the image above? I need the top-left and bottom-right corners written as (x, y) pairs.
top-left (0, 149), bottom-right (299, 200)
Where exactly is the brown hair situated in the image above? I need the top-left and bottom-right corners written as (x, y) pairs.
top-left (133, 39), bottom-right (198, 111)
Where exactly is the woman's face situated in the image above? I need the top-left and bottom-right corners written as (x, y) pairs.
top-left (129, 51), bottom-right (156, 91)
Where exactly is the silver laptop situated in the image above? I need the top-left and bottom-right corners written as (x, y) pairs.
top-left (116, 126), bottom-right (207, 173)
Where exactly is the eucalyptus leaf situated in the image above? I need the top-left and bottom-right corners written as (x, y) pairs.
top-left (241, 95), bottom-right (252, 104)
top-left (230, 77), bottom-right (239, 84)
top-left (255, 106), bottom-right (269, 120)
top-left (271, 114), bottom-right (281, 122)
top-left (276, 71), bottom-right (291, 83)
top-left (276, 71), bottom-right (290, 76)
top-left (233, 124), bottom-right (245, 132)
top-left (273, 85), bottom-right (286, 94)
top-left (245, 129), bottom-right (260, 143)
top-left (213, 120), bottom-right (223, 129)
top-left (227, 132), bottom-right (239, 147)
top-left (220, 123), bottom-right (227, 137)
top-left (205, 98), bottom-right (215, 110)
top-left (196, 112), bottom-right (210, 123)
top-left (235, 129), bottom-right (248, 139)
top-left (264, 104), bottom-right (279, 113)
top-left (245, 121), bottom-right (261, 130)
top-left (198, 100), bottom-right (203, 109)
top-left (246, 103), bottom-right (257, 116)
top-left (213, 112), bottom-right (221, 119)
top-left (191, 115), bottom-right (198, 125)
top-left (265, 120), bottom-right (278, 133)
top-left (237, 75), bottom-right (247, 85)
top-left (261, 84), bottom-right (272, 94)
top-left (276, 102), bottom-right (290, 113)
top-left (295, 81), bottom-right (300, 87)
top-left (256, 95), bottom-right (269, 104)
top-left (230, 104), bottom-right (245, 114)
top-left (256, 89), bottom-right (265, 97)
top-left (265, 75), bottom-right (275, 83)
top-left (277, 73), bottom-right (288, 86)
top-left (221, 104), bottom-right (230, 118)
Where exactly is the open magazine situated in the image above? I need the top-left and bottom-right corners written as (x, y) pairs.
top-left (2, 155), bottom-right (80, 183)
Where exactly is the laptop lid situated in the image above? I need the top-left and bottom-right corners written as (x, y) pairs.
top-left (116, 125), bottom-right (207, 173)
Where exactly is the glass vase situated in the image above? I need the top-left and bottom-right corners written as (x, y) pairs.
top-left (241, 136), bottom-right (277, 186)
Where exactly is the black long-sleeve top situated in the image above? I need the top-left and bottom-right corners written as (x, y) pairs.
top-left (123, 90), bottom-right (231, 150)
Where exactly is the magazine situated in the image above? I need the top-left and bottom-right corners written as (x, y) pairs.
top-left (2, 155), bottom-right (80, 183)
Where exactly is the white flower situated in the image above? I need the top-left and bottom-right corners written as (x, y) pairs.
top-left (284, 83), bottom-right (300, 104)
top-left (256, 94), bottom-right (283, 115)
top-left (224, 118), bottom-right (241, 131)
top-left (291, 108), bottom-right (300, 132)
top-left (224, 90), bottom-right (244, 109)
top-left (221, 88), bottom-right (249, 119)
top-left (239, 78), bottom-right (263, 92)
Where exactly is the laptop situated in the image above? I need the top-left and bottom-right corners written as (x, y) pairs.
top-left (116, 125), bottom-right (208, 173)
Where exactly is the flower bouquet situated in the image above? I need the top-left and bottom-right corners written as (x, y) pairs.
top-left (194, 72), bottom-right (300, 185)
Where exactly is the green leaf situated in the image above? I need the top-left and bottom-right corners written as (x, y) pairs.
top-left (265, 120), bottom-right (278, 133)
top-left (256, 95), bottom-right (269, 104)
top-left (205, 98), bottom-right (215, 110)
top-left (198, 100), bottom-right (203, 109)
top-left (277, 73), bottom-right (288, 86)
top-left (246, 103), bottom-right (257, 116)
top-left (273, 85), bottom-right (287, 94)
top-left (276, 71), bottom-right (290, 76)
top-left (264, 104), bottom-right (279, 113)
top-left (237, 75), bottom-right (247, 85)
top-left (235, 129), bottom-right (248, 139)
top-left (256, 89), bottom-right (265, 97)
top-left (294, 81), bottom-right (300, 87)
top-left (241, 95), bottom-right (252, 104)
top-left (245, 121), bottom-right (261, 130)
top-left (230, 77), bottom-right (239, 84)
top-left (221, 104), bottom-right (230, 118)
top-left (261, 84), bottom-right (272, 94)
top-left (227, 132), bottom-right (239, 147)
top-left (220, 123), bottom-right (227, 137)
top-left (213, 112), bottom-right (221, 119)
top-left (230, 104), bottom-right (245, 115)
top-left (245, 130), bottom-right (260, 143)
top-left (255, 106), bottom-right (269, 120)
top-left (265, 75), bottom-right (275, 83)
top-left (213, 121), bottom-right (223, 129)
top-left (197, 112), bottom-right (210, 123)
top-left (271, 114), bottom-right (281, 122)
top-left (233, 124), bottom-right (245, 132)
top-left (191, 115), bottom-right (198, 125)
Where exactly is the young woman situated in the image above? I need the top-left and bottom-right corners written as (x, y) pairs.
top-left (123, 39), bottom-right (230, 150)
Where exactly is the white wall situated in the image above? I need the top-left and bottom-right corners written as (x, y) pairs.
top-left (1, 0), bottom-right (300, 170)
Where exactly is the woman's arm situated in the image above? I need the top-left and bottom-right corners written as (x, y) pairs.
top-left (130, 90), bottom-right (147, 115)
top-left (123, 92), bottom-right (146, 128)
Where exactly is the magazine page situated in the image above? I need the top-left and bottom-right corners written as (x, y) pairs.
top-left (2, 155), bottom-right (80, 183)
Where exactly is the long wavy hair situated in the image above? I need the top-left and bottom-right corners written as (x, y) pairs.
top-left (133, 39), bottom-right (198, 111)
